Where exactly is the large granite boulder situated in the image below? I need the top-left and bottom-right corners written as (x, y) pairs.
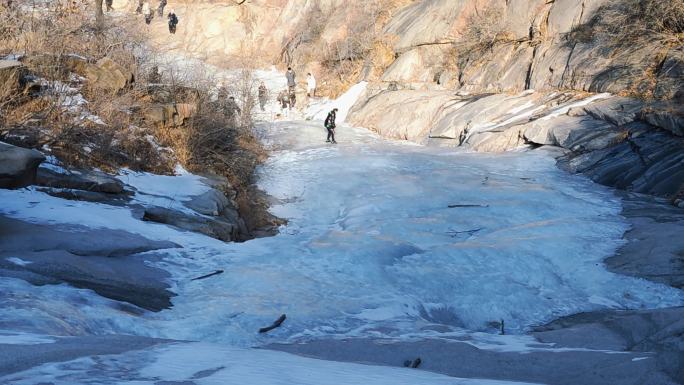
top-left (0, 141), bottom-right (44, 189)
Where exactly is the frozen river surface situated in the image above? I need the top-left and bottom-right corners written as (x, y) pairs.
top-left (5, 118), bottom-right (682, 344)
top-left (1, 117), bottom-right (683, 384)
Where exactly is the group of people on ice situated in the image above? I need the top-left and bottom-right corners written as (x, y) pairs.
top-left (103, 0), bottom-right (178, 34)
top-left (257, 68), bottom-right (338, 144)
top-left (136, 0), bottom-right (178, 33)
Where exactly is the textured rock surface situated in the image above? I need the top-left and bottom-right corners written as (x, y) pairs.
top-left (269, 306), bottom-right (684, 385)
top-left (0, 216), bottom-right (178, 311)
top-left (143, 206), bottom-right (239, 242)
top-left (36, 167), bottom-right (125, 194)
top-left (605, 193), bottom-right (684, 289)
top-left (83, 57), bottom-right (134, 93)
top-left (0, 141), bottom-right (44, 189)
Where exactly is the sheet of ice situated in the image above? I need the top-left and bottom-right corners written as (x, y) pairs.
top-left (306, 81), bottom-right (368, 123)
top-left (1, 341), bottom-right (543, 385)
top-left (117, 165), bottom-right (212, 209)
top-left (0, 330), bottom-right (56, 345)
top-left (0, 119), bottom-right (682, 351)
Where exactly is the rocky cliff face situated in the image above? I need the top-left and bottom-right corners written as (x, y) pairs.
top-left (145, 0), bottom-right (683, 200)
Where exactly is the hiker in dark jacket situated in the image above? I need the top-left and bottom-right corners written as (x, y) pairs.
top-left (325, 108), bottom-right (338, 144)
top-left (157, 0), bottom-right (167, 16)
top-left (105, 0), bottom-right (113, 12)
top-left (285, 67), bottom-right (296, 104)
top-left (167, 10), bottom-right (178, 34)
top-left (258, 82), bottom-right (268, 111)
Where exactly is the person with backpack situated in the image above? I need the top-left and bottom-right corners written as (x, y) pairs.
top-left (325, 108), bottom-right (338, 144)
top-left (167, 10), bottom-right (178, 34)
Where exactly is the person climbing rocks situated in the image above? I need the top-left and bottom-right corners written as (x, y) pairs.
top-left (258, 82), bottom-right (268, 112)
top-left (286, 67), bottom-right (296, 107)
top-left (105, 0), bottom-right (113, 12)
top-left (167, 9), bottom-right (178, 34)
top-left (135, 0), bottom-right (143, 13)
top-left (143, 2), bottom-right (153, 24)
top-left (306, 72), bottom-right (316, 98)
top-left (325, 108), bottom-right (338, 144)
top-left (157, 0), bottom-right (166, 17)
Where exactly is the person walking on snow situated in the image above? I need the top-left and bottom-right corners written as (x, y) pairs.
top-left (286, 67), bottom-right (296, 107)
top-left (325, 108), bottom-right (338, 144)
top-left (168, 9), bottom-right (178, 34)
top-left (258, 82), bottom-right (268, 112)
top-left (143, 2), bottom-right (153, 24)
top-left (157, 0), bottom-right (167, 17)
top-left (306, 72), bottom-right (316, 98)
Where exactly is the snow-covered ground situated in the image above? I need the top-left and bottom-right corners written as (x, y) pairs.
top-left (2, 340), bottom-right (545, 385)
top-left (1, 76), bottom-right (683, 382)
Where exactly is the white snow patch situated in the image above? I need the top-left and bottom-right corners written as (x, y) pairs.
top-left (6, 257), bottom-right (32, 267)
top-left (540, 93), bottom-right (611, 120)
top-left (307, 81), bottom-right (368, 123)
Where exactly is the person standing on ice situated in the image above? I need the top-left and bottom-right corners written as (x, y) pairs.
top-left (167, 9), bottom-right (178, 34)
top-left (157, 0), bottom-right (167, 17)
top-left (285, 67), bottom-right (296, 107)
top-left (143, 2), bottom-right (153, 24)
top-left (325, 108), bottom-right (338, 144)
top-left (306, 72), bottom-right (316, 98)
top-left (258, 82), bottom-right (268, 112)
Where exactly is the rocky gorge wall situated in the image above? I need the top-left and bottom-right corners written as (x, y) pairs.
top-left (136, 0), bottom-right (683, 201)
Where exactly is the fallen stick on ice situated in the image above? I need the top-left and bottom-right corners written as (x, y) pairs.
top-left (447, 204), bottom-right (489, 208)
top-left (259, 314), bottom-right (287, 333)
top-left (191, 270), bottom-right (224, 281)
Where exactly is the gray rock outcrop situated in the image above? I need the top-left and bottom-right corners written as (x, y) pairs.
top-left (36, 167), bottom-right (125, 194)
top-left (0, 216), bottom-right (179, 311)
top-left (0, 141), bottom-right (44, 189)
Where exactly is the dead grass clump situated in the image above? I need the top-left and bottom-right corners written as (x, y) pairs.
top-left (453, 5), bottom-right (512, 59)
top-left (570, 0), bottom-right (684, 47)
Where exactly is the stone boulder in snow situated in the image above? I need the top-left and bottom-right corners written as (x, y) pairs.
top-left (36, 168), bottom-right (125, 194)
top-left (143, 206), bottom-right (239, 242)
top-left (0, 141), bottom-right (44, 189)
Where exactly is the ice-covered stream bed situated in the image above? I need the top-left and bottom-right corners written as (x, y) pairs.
top-left (1, 118), bottom-right (682, 346)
